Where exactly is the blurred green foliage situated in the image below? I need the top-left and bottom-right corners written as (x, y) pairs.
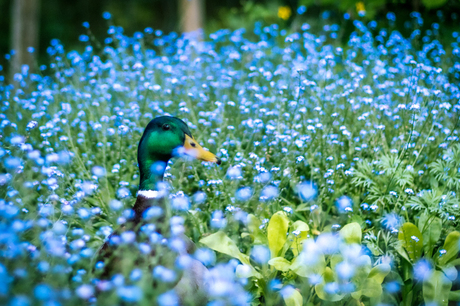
top-left (1, 0), bottom-right (460, 73)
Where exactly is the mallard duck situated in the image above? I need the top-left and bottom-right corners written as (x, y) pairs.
top-left (95, 116), bottom-right (221, 304)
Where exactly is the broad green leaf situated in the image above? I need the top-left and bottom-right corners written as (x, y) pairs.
top-left (420, 216), bottom-right (442, 253)
top-left (351, 255), bottom-right (372, 287)
top-left (449, 290), bottom-right (460, 301)
top-left (400, 257), bottom-right (413, 282)
top-left (398, 222), bottom-right (423, 261)
top-left (267, 211), bottom-right (289, 258)
top-left (438, 231), bottom-right (460, 266)
top-left (350, 291), bottom-right (361, 300)
top-left (282, 288), bottom-right (303, 306)
top-left (440, 265), bottom-right (458, 281)
top-left (290, 220), bottom-right (310, 256)
top-left (394, 241), bottom-right (411, 264)
top-left (268, 257), bottom-right (291, 272)
top-left (315, 285), bottom-right (345, 302)
top-left (418, 211), bottom-right (429, 232)
top-left (330, 254), bottom-right (343, 270)
top-left (423, 270), bottom-right (452, 306)
top-left (368, 264), bottom-right (391, 284)
top-left (448, 258), bottom-right (460, 267)
top-left (235, 264), bottom-right (258, 278)
top-left (247, 214), bottom-right (268, 245)
top-left (323, 266), bottom-right (335, 283)
top-left (292, 220), bottom-right (309, 232)
top-left (247, 214), bottom-right (260, 233)
top-left (315, 268), bottom-right (345, 302)
top-left (361, 278), bottom-right (383, 298)
top-left (351, 278), bottom-right (382, 299)
top-left (200, 231), bottom-right (250, 265)
top-left (290, 252), bottom-right (326, 277)
top-left (339, 222), bottom-right (362, 244)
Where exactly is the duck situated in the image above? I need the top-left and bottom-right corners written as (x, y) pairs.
top-left (94, 116), bottom-right (221, 304)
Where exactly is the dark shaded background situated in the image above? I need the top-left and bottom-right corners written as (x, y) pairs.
top-left (1, 0), bottom-right (460, 76)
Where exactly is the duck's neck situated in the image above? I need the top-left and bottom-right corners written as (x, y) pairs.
top-left (138, 159), bottom-right (167, 191)
top-left (132, 158), bottom-right (169, 223)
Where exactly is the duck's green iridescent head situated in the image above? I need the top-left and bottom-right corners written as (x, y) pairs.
top-left (137, 116), bottom-right (220, 190)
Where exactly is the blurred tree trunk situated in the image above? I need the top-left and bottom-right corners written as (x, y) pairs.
top-left (179, 0), bottom-right (204, 38)
top-left (10, 0), bottom-right (40, 79)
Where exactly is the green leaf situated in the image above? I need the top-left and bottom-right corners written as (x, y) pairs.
top-left (323, 266), bottom-right (335, 283)
top-left (398, 222), bottom-right (423, 261)
top-left (447, 258), bottom-right (460, 267)
top-left (282, 287), bottom-right (303, 306)
top-left (419, 215), bottom-right (442, 254)
top-left (292, 220), bottom-right (309, 232)
top-left (351, 278), bottom-right (382, 299)
top-left (315, 285), bottom-right (345, 302)
top-left (422, 270), bottom-right (452, 306)
top-left (235, 264), bottom-right (260, 278)
top-left (201, 232), bottom-right (263, 279)
top-left (247, 214), bottom-right (268, 245)
top-left (395, 241), bottom-right (412, 264)
top-left (362, 278), bottom-right (383, 298)
top-left (339, 222), bottom-right (362, 244)
top-left (368, 264), bottom-right (391, 284)
top-left (449, 290), bottom-right (460, 301)
top-left (290, 251), bottom-right (326, 277)
top-left (268, 257), bottom-right (291, 272)
top-left (421, 0), bottom-right (448, 8)
top-left (267, 211), bottom-right (289, 258)
top-left (440, 265), bottom-right (458, 282)
top-left (438, 231), bottom-right (460, 266)
top-left (247, 214), bottom-right (260, 233)
top-left (351, 255), bottom-right (372, 287)
top-left (199, 231), bottom-right (250, 265)
top-left (290, 220), bottom-right (309, 257)
top-left (330, 254), bottom-right (343, 270)
top-left (315, 267), bottom-right (346, 302)
top-left (418, 211), bottom-right (429, 232)
top-left (350, 290), bottom-right (361, 300)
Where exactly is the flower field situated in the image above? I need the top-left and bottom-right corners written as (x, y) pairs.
top-left (1, 12), bottom-right (460, 306)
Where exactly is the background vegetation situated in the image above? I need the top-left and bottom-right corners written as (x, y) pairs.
top-left (2, 0), bottom-right (460, 75)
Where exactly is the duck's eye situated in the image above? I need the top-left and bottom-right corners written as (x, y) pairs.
top-left (191, 142), bottom-right (196, 147)
top-left (162, 124), bottom-right (171, 131)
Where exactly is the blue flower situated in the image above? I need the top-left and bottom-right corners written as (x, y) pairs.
top-left (4, 157), bottom-right (22, 170)
top-left (117, 285), bottom-right (143, 302)
top-left (335, 196), bottom-right (352, 213)
top-left (34, 284), bottom-right (53, 300)
top-left (295, 181), bottom-right (318, 201)
top-left (260, 185), bottom-right (279, 201)
top-left (102, 11), bottom-right (111, 20)
top-left (158, 291), bottom-right (179, 306)
top-left (251, 245), bottom-right (270, 264)
top-left (235, 187), bottom-right (252, 201)
top-left (194, 248), bottom-right (216, 266)
top-left (76, 284), bottom-right (94, 299)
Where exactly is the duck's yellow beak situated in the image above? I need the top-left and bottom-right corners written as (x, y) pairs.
top-left (183, 134), bottom-right (221, 165)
